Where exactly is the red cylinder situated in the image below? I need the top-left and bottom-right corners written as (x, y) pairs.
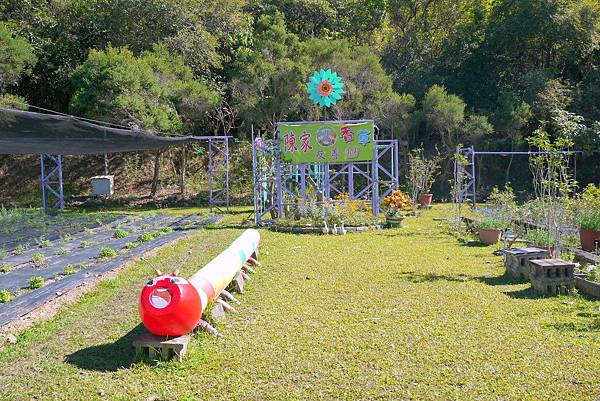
top-left (138, 276), bottom-right (202, 337)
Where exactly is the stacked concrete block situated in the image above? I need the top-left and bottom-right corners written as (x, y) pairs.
top-left (504, 247), bottom-right (550, 280)
top-left (529, 258), bottom-right (575, 295)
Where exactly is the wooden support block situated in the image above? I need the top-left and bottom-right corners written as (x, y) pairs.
top-left (226, 271), bottom-right (244, 293)
top-left (133, 332), bottom-right (190, 361)
top-left (242, 264), bottom-right (256, 274)
top-left (210, 302), bottom-right (226, 321)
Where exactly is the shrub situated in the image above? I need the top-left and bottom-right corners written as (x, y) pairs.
top-left (0, 290), bottom-right (13, 303)
top-left (524, 229), bottom-right (554, 248)
top-left (29, 276), bottom-right (44, 289)
top-left (473, 217), bottom-right (509, 230)
top-left (98, 247), bottom-right (118, 259)
top-left (587, 266), bottom-right (599, 282)
top-left (113, 228), bottom-right (129, 239)
top-left (573, 184), bottom-right (600, 231)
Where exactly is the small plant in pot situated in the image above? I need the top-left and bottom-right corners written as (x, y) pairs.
top-left (474, 217), bottom-right (509, 245)
top-left (572, 184), bottom-right (600, 252)
top-left (382, 190), bottom-right (412, 227)
top-left (407, 148), bottom-right (440, 209)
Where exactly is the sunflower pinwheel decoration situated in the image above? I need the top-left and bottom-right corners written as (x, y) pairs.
top-left (307, 69), bottom-right (345, 108)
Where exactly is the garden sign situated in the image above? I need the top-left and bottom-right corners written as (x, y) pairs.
top-left (278, 121), bottom-right (374, 163)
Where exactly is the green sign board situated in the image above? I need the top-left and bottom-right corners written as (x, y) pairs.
top-left (279, 121), bottom-right (374, 163)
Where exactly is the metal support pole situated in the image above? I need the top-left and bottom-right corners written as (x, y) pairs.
top-left (275, 127), bottom-right (283, 219)
top-left (348, 162), bottom-right (354, 199)
top-left (40, 154), bottom-right (46, 211)
top-left (372, 147), bottom-right (379, 218)
top-left (470, 146), bottom-right (476, 206)
top-left (225, 138), bottom-right (230, 209)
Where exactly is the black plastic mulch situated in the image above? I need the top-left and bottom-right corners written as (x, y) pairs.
top-left (0, 214), bottom-right (219, 326)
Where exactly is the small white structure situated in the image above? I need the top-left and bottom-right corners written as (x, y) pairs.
top-left (91, 175), bottom-right (114, 196)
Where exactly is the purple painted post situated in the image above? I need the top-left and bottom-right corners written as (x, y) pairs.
top-left (470, 146), bottom-right (476, 206)
top-left (57, 155), bottom-right (64, 211)
top-left (275, 126), bottom-right (283, 219)
top-left (372, 146), bottom-right (379, 218)
top-left (300, 163), bottom-right (306, 200)
top-left (348, 162), bottom-right (354, 199)
top-left (208, 140), bottom-right (214, 211)
top-left (252, 126), bottom-right (260, 224)
top-left (40, 154), bottom-right (46, 211)
top-left (393, 140), bottom-right (399, 190)
top-left (225, 138), bottom-right (230, 208)
top-left (323, 162), bottom-right (330, 200)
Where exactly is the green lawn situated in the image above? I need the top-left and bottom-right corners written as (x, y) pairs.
top-left (0, 206), bottom-right (599, 401)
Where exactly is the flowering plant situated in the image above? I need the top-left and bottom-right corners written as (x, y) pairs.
top-left (382, 190), bottom-right (412, 217)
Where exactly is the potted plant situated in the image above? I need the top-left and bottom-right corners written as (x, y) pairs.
top-left (407, 148), bottom-right (440, 209)
top-left (573, 184), bottom-right (600, 252)
top-left (474, 217), bottom-right (509, 245)
top-left (382, 190), bottom-right (412, 227)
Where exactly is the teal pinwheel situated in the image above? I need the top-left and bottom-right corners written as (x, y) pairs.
top-left (307, 69), bottom-right (345, 108)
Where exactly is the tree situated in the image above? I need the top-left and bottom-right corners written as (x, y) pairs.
top-left (422, 85), bottom-right (466, 152)
top-left (492, 91), bottom-right (531, 180)
top-left (0, 23), bottom-right (36, 92)
top-left (230, 12), bottom-right (311, 131)
top-left (70, 45), bottom-right (220, 196)
top-left (252, 0), bottom-right (387, 43)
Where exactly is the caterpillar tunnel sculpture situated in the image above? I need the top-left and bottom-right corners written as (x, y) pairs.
top-left (139, 229), bottom-right (260, 337)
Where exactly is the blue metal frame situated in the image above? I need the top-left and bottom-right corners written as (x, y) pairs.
top-left (40, 154), bottom-right (64, 212)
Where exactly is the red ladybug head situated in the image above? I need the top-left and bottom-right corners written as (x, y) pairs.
top-left (139, 276), bottom-right (203, 337)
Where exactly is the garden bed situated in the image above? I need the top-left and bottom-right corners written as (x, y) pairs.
top-left (0, 211), bottom-right (219, 326)
top-left (574, 274), bottom-right (600, 299)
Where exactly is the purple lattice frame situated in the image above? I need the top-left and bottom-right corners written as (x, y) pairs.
top-left (252, 121), bottom-right (399, 225)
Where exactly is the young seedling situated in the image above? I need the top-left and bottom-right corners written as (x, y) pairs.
top-left (113, 228), bottom-right (129, 239)
top-left (31, 252), bottom-right (47, 267)
top-left (29, 276), bottom-right (44, 289)
top-left (0, 263), bottom-right (13, 273)
top-left (14, 244), bottom-right (28, 255)
top-left (137, 233), bottom-right (154, 243)
top-left (37, 239), bottom-right (52, 248)
top-left (98, 247), bottom-right (118, 259)
top-left (0, 289), bottom-right (13, 303)
top-left (56, 248), bottom-right (69, 255)
top-left (80, 240), bottom-right (90, 248)
top-left (64, 264), bottom-right (76, 275)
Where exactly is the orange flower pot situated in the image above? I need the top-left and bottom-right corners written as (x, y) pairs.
top-left (419, 194), bottom-right (433, 207)
top-left (478, 228), bottom-right (502, 245)
top-left (580, 228), bottom-right (600, 252)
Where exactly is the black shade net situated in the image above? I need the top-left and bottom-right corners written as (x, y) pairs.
top-left (0, 108), bottom-right (194, 155)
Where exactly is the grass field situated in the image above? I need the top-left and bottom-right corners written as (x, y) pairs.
top-left (0, 206), bottom-right (599, 401)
